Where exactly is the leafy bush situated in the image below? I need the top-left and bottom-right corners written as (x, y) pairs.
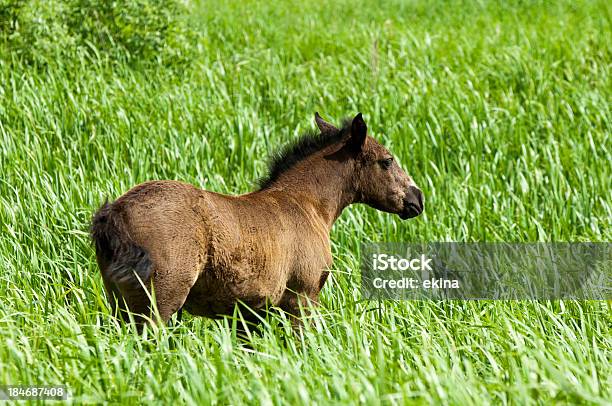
top-left (0, 0), bottom-right (195, 65)
top-left (0, 0), bottom-right (24, 37)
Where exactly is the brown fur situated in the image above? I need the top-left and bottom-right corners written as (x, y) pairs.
top-left (91, 113), bottom-right (423, 328)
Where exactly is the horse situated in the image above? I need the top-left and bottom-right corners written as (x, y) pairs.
top-left (91, 113), bottom-right (423, 329)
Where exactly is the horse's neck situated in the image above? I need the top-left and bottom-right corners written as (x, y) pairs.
top-left (268, 158), bottom-right (355, 230)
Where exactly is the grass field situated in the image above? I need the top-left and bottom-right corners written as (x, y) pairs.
top-left (0, 0), bottom-right (611, 403)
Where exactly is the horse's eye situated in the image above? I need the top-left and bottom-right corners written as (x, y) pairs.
top-left (380, 158), bottom-right (393, 170)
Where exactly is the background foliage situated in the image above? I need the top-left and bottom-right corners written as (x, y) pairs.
top-left (0, 0), bottom-right (193, 65)
top-left (0, 0), bottom-right (610, 403)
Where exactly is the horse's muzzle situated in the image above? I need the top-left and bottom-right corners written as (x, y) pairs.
top-left (400, 186), bottom-right (424, 219)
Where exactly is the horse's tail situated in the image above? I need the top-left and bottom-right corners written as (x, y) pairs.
top-left (90, 201), bottom-right (153, 301)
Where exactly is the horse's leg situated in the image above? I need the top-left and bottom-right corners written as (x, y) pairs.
top-left (233, 304), bottom-right (267, 341)
top-left (150, 256), bottom-right (200, 324)
top-left (279, 271), bottom-right (329, 330)
top-left (278, 291), bottom-right (317, 331)
top-left (102, 260), bottom-right (195, 329)
top-left (166, 307), bottom-right (183, 327)
top-left (97, 258), bottom-right (151, 328)
top-left (137, 236), bottom-right (203, 325)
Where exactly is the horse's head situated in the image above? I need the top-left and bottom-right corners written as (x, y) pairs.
top-left (316, 112), bottom-right (424, 220)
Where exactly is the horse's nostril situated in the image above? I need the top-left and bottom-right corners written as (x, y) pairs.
top-left (407, 186), bottom-right (424, 212)
top-left (400, 186), bottom-right (423, 219)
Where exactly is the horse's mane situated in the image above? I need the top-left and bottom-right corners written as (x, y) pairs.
top-left (258, 118), bottom-right (352, 190)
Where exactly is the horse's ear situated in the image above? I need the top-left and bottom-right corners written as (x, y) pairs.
top-left (349, 113), bottom-right (367, 150)
top-left (315, 112), bottom-right (338, 134)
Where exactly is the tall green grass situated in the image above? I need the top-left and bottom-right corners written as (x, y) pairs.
top-left (0, 0), bottom-right (610, 403)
